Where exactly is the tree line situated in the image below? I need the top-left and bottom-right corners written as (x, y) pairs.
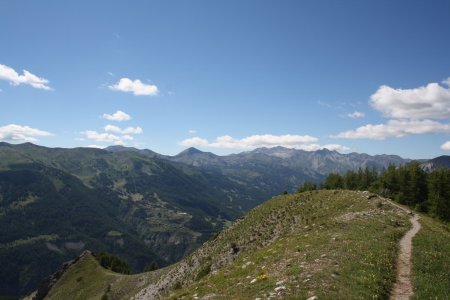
top-left (298, 162), bottom-right (450, 221)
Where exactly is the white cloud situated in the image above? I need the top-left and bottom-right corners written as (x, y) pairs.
top-left (83, 126), bottom-right (140, 146)
top-left (109, 77), bottom-right (158, 96)
top-left (180, 134), bottom-right (318, 149)
top-left (334, 119), bottom-right (450, 140)
top-left (0, 124), bottom-right (52, 142)
top-left (102, 110), bottom-right (131, 122)
top-left (322, 144), bottom-right (350, 151)
top-left (86, 144), bottom-right (106, 149)
top-left (0, 64), bottom-right (53, 90)
top-left (179, 137), bottom-right (209, 147)
top-left (83, 130), bottom-right (122, 143)
top-left (347, 111), bottom-right (365, 119)
top-left (370, 79), bottom-right (450, 119)
top-left (188, 129), bottom-right (197, 134)
top-left (179, 134), bottom-right (349, 152)
top-left (122, 134), bottom-right (134, 141)
top-left (441, 141), bottom-right (450, 151)
top-left (104, 125), bottom-right (143, 134)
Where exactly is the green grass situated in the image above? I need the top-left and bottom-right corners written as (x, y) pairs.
top-left (169, 190), bottom-right (410, 299)
top-left (412, 215), bottom-right (450, 299)
top-left (44, 253), bottom-right (166, 300)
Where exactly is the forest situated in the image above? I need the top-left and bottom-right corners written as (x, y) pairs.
top-left (298, 162), bottom-right (450, 221)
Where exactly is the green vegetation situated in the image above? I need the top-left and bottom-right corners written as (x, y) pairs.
top-left (297, 181), bottom-right (317, 193)
top-left (322, 162), bottom-right (450, 221)
top-left (43, 252), bottom-right (164, 300)
top-left (412, 215), bottom-right (450, 299)
top-left (94, 252), bottom-right (131, 274)
top-left (169, 190), bottom-right (410, 299)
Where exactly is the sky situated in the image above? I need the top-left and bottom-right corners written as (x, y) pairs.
top-left (1, 0), bottom-right (450, 159)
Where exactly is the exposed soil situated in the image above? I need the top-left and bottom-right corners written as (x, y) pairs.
top-left (390, 213), bottom-right (421, 300)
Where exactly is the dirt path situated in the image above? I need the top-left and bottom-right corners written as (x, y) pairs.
top-left (390, 212), bottom-right (421, 300)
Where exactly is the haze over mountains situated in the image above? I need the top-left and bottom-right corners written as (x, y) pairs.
top-left (0, 142), bottom-right (439, 297)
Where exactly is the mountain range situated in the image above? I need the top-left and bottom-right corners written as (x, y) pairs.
top-left (0, 142), bottom-right (429, 297)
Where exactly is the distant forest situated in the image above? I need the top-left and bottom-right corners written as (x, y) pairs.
top-left (298, 162), bottom-right (450, 221)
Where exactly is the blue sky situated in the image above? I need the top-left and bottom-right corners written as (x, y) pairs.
top-left (1, 0), bottom-right (450, 158)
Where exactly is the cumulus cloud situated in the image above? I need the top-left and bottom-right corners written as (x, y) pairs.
top-left (83, 130), bottom-right (122, 143)
top-left (182, 134), bottom-right (318, 149)
top-left (334, 77), bottom-right (450, 150)
top-left (83, 123), bottom-right (142, 146)
top-left (334, 119), bottom-right (450, 140)
top-left (179, 137), bottom-right (209, 147)
top-left (86, 144), bottom-right (106, 149)
top-left (109, 78), bottom-right (158, 96)
top-left (0, 124), bottom-right (52, 142)
top-left (347, 111), bottom-right (365, 119)
top-left (82, 130), bottom-right (134, 146)
top-left (322, 144), bottom-right (351, 151)
top-left (102, 110), bottom-right (131, 122)
top-left (0, 64), bottom-right (53, 90)
top-left (104, 125), bottom-right (143, 134)
top-left (179, 134), bottom-right (349, 152)
top-left (370, 78), bottom-right (450, 119)
top-left (440, 141), bottom-right (450, 151)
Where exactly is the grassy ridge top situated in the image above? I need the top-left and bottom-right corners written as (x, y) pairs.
top-left (164, 190), bottom-right (410, 299)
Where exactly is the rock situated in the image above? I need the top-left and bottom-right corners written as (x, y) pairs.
top-left (307, 296), bottom-right (318, 300)
top-left (321, 254), bottom-right (327, 258)
top-left (274, 286), bottom-right (286, 292)
top-left (275, 280), bottom-right (285, 286)
top-left (250, 278), bottom-right (257, 284)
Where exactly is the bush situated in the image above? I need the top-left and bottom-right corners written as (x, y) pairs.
top-left (93, 252), bottom-right (131, 274)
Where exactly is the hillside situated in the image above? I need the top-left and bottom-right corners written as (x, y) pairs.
top-left (34, 190), bottom-right (424, 299)
top-left (0, 143), bottom-right (267, 297)
top-left (421, 155), bottom-right (450, 172)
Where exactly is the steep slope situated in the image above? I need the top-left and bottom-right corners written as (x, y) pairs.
top-left (421, 155), bottom-right (450, 172)
top-left (40, 190), bottom-right (413, 299)
top-left (0, 163), bottom-right (158, 297)
top-left (0, 143), bottom-right (265, 298)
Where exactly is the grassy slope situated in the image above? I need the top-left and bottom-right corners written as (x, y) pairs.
top-left (43, 253), bottom-right (165, 300)
top-left (412, 215), bottom-right (450, 299)
top-left (169, 190), bottom-right (410, 299)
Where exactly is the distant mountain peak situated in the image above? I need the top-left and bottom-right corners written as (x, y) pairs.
top-left (177, 147), bottom-right (204, 156)
top-left (421, 155), bottom-right (450, 172)
top-left (105, 145), bottom-right (137, 152)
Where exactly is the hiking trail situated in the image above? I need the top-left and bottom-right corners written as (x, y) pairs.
top-left (390, 210), bottom-right (421, 300)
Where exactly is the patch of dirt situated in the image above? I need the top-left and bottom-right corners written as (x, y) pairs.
top-left (390, 213), bottom-right (421, 300)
